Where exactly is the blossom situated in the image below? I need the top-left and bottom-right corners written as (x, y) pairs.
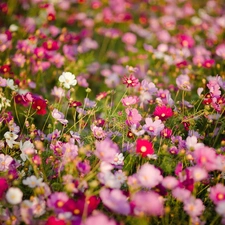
top-left (186, 136), bottom-right (204, 151)
top-left (84, 213), bottom-right (117, 225)
top-left (22, 175), bottom-right (43, 188)
top-left (122, 74), bottom-right (139, 88)
top-left (216, 44), bottom-right (225, 59)
top-left (162, 176), bottom-right (178, 190)
top-left (191, 166), bottom-right (208, 182)
top-left (121, 96), bottom-right (139, 106)
top-left (112, 153), bottom-right (124, 166)
top-left (45, 216), bottom-right (66, 225)
top-left (136, 163), bottom-right (163, 188)
top-left (4, 131), bottom-right (19, 148)
top-left (193, 146), bottom-right (218, 171)
top-left (6, 187), bottom-right (23, 204)
top-left (153, 105), bottom-right (173, 120)
top-left (132, 191), bottom-right (164, 216)
top-left (176, 74), bottom-right (191, 91)
top-left (20, 140), bottom-right (36, 161)
top-left (59, 72), bottom-right (77, 89)
top-left (0, 177), bottom-right (8, 199)
top-left (122, 32), bottom-right (137, 45)
top-left (95, 138), bottom-right (119, 163)
top-left (100, 188), bottom-right (130, 215)
top-left (32, 97), bottom-right (47, 115)
top-left (183, 197), bottom-right (205, 218)
top-left (209, 184), bottom-right (225, 204)
top-left (143, 117), bottom-right (164, 136)
top-left (136, 139), bottom-right (154, 157)
top-left (0, 154), bottom-right (14, 171)
top-left (52, 109), bottom-right (68, 125)
top-left (125, 108), bottom-right (142, 125)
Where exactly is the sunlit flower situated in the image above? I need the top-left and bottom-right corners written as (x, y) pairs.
top-left (59, 72), bottom-right (77, 89)
top-left (23, 175), bottom-right (43, 188)
top-left (136, 139), bottom-right (154, 157)
top-left (6, 187), bottom-right (23, 205)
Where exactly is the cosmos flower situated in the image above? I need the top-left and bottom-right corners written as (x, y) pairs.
top-left (143, 117), bottom-right (164, 136)
top-left (6, 187), bottom-right (23, 205)
top-left (122, 74), bottom-right (139, 88)
top-left (100, 188), bottom-right (130, 215)
top-left (136, 163), bottom-right (163, 188)
top-left (153, 105), bottom-right (173, 120)
top-left (22, 175), bottom-right (43, 188)
top-left (136, 139), bottom-right (154, 157)
top-left (132, 191), bottom-right (164, 216)
top-left (52, 109), bottom-right (68, 125)
top-left (59, 72), bottom-right (77, 89)
top-left (95, 138), bottom-right (119, 163)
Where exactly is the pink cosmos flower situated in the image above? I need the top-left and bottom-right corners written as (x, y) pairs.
top-left (100, 188), bottom-right (130, 215)
top-left (125, 108), bottom-right (142, 125)
top-left (121, 96), bottom-right (139, 107)
top-left (136, 163), bottom-right (163, 188)
top-left (132, 191), bottom-right (164, 216)
top-left (153, 105), bottom-right (173, 120)
top-left (0, 154), bottom-right (14, 172)
top-left (162, 176), bottom-right (179, 190)
top-left (184, 197), bottom-right (205, 218)
top-left (84, 212), bottom-right (117, 225)
top-left (193, 146), bottom-right (218, 171)
top-left (122, 74), bottom-right (139, 88)
top-left (122, 32), bottom-right (137, 45)
top-left (176, 74), bottom-right (191, 91)
top-left (172, 187), bottom-right (191, 202)
top-left (12, 53), bottom-right (26, 67)
top-left (191, 166), bottom-right (208, 182)
top-left (186, 136), bottom-right (204, 151)
top-left (143, 117), bottom-right (164, 136)
top-left (216, 44), bottom-right (225, 59)
top-left (52, 109), bottom-right (68, 125)
top-left (95, 138), bottom-right (119, 163)
top-left (210, 184), bottom-right (225, 204)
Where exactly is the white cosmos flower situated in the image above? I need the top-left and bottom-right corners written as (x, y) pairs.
top-left (59, 72), bottom-right (77, 89)
top-left (22, 175), bottom-right (43, 188)
top-left (4, 131), bottom-right (19, 148)
top-left (6, 187), bottom-right (23, 204)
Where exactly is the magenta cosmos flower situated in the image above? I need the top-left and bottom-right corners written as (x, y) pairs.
top-left (153, 105), bottom-right (173, 120)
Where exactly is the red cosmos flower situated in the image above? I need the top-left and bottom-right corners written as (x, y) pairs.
top-left (32, 98), bottom-right (47, 115)
top-left (122, 74), bottom-right (139, 88)
top-left (43, 40), bottom-right (59, 51)
top-left (69, 100), bottom-right (82, 108)
top-left (0, 65), bottom-right (10, 74)
top-left (136, 139), bottom-right (154, 157)
top-left (153, 105), bottom-right (173, 120)
top-left (45, 216), bottom-right (66, 225)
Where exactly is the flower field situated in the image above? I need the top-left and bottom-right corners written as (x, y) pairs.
top-left (0, 0), bottom-right (225, 224)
